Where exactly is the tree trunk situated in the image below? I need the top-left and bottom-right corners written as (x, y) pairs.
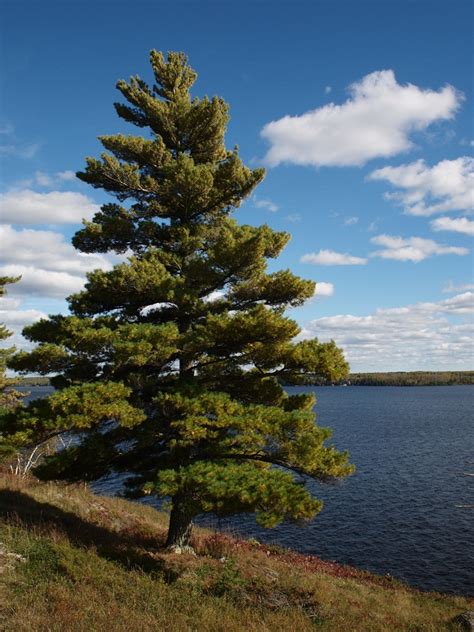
top-left (165, 495), bottom-right (195, 553)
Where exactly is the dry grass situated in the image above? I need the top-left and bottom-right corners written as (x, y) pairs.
top-left (0, 472), bottom-right (471, 631)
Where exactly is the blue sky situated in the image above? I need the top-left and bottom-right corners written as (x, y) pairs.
top-left (1, 0), bottom-right (473, 371)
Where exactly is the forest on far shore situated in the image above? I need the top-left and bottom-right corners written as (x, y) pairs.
top-left (16, 371), bottom-right (474, 388)
top-left (341, 371), bottom-right (473, 386)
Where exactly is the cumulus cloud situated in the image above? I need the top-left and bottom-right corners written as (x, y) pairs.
top-left (443, 281), bottom-right (474, 293)
top-left (430, 216), bottom-right (474, 236)
top-left (57, 170), bottom-right (76, 181)
top-left (0, 189), bottom-right (99, 224)
top-left (0, 225), bottom-right (116, 298)
top-left (0, 296), bottom-right (20, 311)
top-left (0, 298), bottom-right (48, 352)
top-left (368, 157), bottom-right (474, 216)
top-left (314, 281), bottom-right (334, 297)
top-left (0, 265), bottom-right (87, 299)
top-left (299, 292), bottom-right (474, 371)
top-left (0, 306), bottom-right (47, 329)
top-left (0, 225), bottom-right (112, 276)
top-left (261, 70), bottom-right (460, 167)
top-left (253, 197), bottom-right (279, 212)
top-left (285, 213), bottom-right (302, 223)
top-left (301, 249), bottom-right (367, 265)
top-left (370, 234), bottom-right (469, 262)
top-left (0, 225), bottom-right (123, 350)
top-left (33, 171), bottom-right (54, 187)
top-left (19, 170), bottom-right (78, 188)
top-left (35, 170), bottom-right (76, 186)
top-left (343, 216), bottom-right (359, 226)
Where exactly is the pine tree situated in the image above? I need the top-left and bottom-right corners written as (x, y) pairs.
top-left (5, 51), bottom-right (353, 551)
top-left (0, 276), bottom-right (24, 414)
top-left (0, 276), bottom-right (25, 462)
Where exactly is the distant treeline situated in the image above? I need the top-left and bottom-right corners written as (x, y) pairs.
top-left (286, 371), bottom-right (474, 386)
top-left (17, 372), bottom-right (474, 388)
top-left (347, 371), bottom-right (474, 386)
top-left (16, 376), bottom-right (51, 387)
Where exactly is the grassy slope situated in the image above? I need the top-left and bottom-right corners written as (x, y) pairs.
top-left (0, 475), bottom-right (471, 632)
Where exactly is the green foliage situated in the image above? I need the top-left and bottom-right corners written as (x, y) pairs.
top-left (348, 371), bottom-right (474, 386)
top-left (22, 538), bottom-right (64, 584)
top-left (4, 51), bottom-right (353, 544)
top-left (209, 558), bottom-right (246, 598)
top-left (154, 461), bottom-right (323, 528)
top-left (0, 277), bottom-right (26, 461)
top-left (14, 376), bottom-right (50, 387)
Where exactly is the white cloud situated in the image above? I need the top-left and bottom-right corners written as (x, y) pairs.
top-left (370, 234), bottom-right (469, 262)
top-left (0, 225), bottom-right (112, 276)
top-left (0, 124), bottom-right (14, 135)
top-left (0, 265), bottom-right (87, 299)
top-left (301, 249), bottom-right (367, 265)
top-left (0, 296), bottom-right (21, 311)
top-left (443, 281), bottom-right (474, 294)
top-left (140, 302), bottom-right (175, 315)
top-left (0, 143), bottom-right (40, 159)
top-left (0, 300), bottom-right (48, 352)
top-left (314, 281), bottom-right (334, 297)
top-left (0, 307), bottom-right (47, 328)
top-left (0, 124), bottom-right (40, 160)
top-left (34, 171), bottom-right (54, 187)
top-left (261, 70), bottom-right (460, 167)
top-left (430, 216), bottom-right (474, 236)
top-left (324, 86), bottom-right (332, 95)
top-left (32, 170), bottom-right (76, 187)
top-left (22, 170), bottom-right (78, 188)
top-left (299, 292), bottom-right (474, 371)
top-left (57, 170), bottom-right (76, 181)
top-left (343, 216), bottom-right (359, 226)
top-left (0, 189), bottom-right (99, 224)
top-left (0, 224), bottom-right (123, 350)
top-left (204, 290), bottom-right (225, 302)
top-left (285, 213), bottom-right (302, 223)
top-left (253, 197), bottom-right (279, 212)
top-left (0, 225), bottom-right (116, 299)
top-left (368, 157), bottom-right (474, 216)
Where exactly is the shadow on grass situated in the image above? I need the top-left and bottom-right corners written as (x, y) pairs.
top-left (0, 489), bottom-right (175, 579)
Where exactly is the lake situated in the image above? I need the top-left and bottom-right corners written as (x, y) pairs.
top-left (22, 385), bottom-right (474, 595)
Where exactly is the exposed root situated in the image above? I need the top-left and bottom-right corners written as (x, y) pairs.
top-left (165, 544), bottom-right (196, 556)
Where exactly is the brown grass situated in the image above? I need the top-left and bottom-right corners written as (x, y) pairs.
top-left (0, 472), bottom-right (471, 631)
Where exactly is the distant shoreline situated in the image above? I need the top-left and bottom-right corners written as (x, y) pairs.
top-left (288, 371), bottom-right (474, 387)
top-left (347, 371), bottom-right (474, 386)
top-left (16, 371), bottom-right (474, 388)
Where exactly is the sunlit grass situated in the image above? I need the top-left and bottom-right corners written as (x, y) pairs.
top-left (0, 473), bottom-right (470, 631)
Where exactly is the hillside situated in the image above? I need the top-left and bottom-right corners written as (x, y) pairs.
top-left (0, 475), bottom-right (471, 631)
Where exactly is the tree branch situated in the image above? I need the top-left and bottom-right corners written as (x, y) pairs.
top-left (192, 452), bottom-right (315, 481)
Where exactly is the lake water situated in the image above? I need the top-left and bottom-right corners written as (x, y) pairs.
top-left (23, 385), bottom-right (474, 595)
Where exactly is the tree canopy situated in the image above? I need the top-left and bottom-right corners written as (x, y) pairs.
top-left (0, 277), bottom-right (24, 412)
top-left (3, 51), bottom-right (353, 550)
top-left (0, 276), bottom-right (25, 460)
